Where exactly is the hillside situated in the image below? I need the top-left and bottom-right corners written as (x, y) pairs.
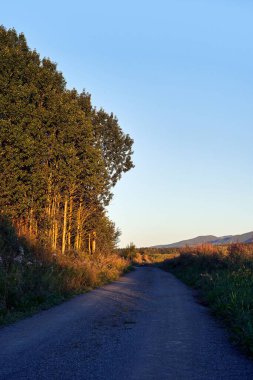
top-left (154, 231), bottom-right (253, 248)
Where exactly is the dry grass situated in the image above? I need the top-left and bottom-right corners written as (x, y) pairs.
top-left (132, 251), bottom-right (179, 265)
top-left (0, 225), bottom-right (130, 325)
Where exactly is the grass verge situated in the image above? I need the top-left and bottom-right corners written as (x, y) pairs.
top-left (0, 221), bottom-right (130, 326)
top-left (161, 243), bottom-right (253, 356)
top-left (1, 252), bottom-right (130, 326)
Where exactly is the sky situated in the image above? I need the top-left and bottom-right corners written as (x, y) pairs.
top-left (2, 0), bottom-right (253, 247)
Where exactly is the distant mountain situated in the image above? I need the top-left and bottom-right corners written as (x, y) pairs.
top-left (154, 231), bottom-right (253, 248)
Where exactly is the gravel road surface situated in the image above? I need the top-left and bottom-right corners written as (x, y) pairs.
top-left (1, 266), bottom-right (253, 380)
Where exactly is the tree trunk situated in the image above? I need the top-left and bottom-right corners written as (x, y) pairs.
top-left (61, 197), bottom-right (68, 254)
top-left (75, 202), bottom-right (82, 252)
top-left (67, 194), bottom-right (73, 250)
top-left (88, 233), bottom-right (91, 254)
top-left (29, 208), bottom-right (33, 237)
top-left (51, 196), bottom-right (55, 250)
top-left (34, 219), bottom-right (38, 237)
top-left (54, 220), bottom-right (58, 250)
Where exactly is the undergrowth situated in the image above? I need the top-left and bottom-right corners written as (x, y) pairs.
top-left (0, 219), bottom-right (130, 326)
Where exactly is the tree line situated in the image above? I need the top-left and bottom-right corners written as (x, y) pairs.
top-left (0, 26), bottom-right (134, 255)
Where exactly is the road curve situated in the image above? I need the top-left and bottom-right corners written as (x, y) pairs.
top-left (1, 266), bottom-right (253, 380)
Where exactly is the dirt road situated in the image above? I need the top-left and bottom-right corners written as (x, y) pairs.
top-left (1, 266), bottom-right (253, 379)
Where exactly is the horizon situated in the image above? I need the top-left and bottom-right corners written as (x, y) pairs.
top-left (142, 229), bottom-right (253, 248)
top-left (2, 0), bottom-right (253, 247)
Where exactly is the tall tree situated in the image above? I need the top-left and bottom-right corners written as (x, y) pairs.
top-left (0, 26), bottom-right (134, 255)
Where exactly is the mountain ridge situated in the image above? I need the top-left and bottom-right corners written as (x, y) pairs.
top-left (153, 231), bottom-right (253, 248)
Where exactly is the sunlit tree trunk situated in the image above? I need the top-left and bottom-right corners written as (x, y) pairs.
top-left (29, 208), bottom-right (33, 237)
top-left (88, 233), bottom-right (91, 254)
top-left (61, 197), bottom-right (68, 254)
top-left (51, 196), bottom-right (55, 250)
top-left (54, 220), bottom-right (58, 250)
top-left (75, 202), bottom-right (82, 252)
top-left (67, 194), bottom-right (73, 250)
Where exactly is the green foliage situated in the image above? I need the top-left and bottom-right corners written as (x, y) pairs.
top-left (0, 25), bottom-right (134, 254)
top-left (0, 25), bottom-right (134, 324)
top-left (163, 243), bottom-right (253, 355)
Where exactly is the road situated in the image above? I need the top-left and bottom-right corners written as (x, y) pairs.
top-left (1, 266), bottom-right (253, 380)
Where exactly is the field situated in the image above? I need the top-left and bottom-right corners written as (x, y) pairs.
top-left (119, 246), bottom-right (180, 265)
top-left (162, 243), bottom-right (253, 355)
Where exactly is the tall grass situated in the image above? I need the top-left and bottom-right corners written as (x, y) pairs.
top-left (162, 243), bottom-right (253, 355)
top-left (0, 219), bottom-right (129, 325)
top-left (132, 251), bottom-right (179, 265)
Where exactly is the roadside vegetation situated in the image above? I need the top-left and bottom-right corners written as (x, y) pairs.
top-left (0, 217), bottom-right (129, 325)
top-left (0, 26), bottom-right (133, 325)
top-left (119, 244), bottom-right (179, 264)
top-left (162, 243), bottom-right (253, 355)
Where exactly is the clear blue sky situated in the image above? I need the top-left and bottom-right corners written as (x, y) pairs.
top-left (2, 0), bottom-right (253, 247)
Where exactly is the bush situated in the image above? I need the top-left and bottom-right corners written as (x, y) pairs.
top-left (120, 242), bottom-right (137, 260)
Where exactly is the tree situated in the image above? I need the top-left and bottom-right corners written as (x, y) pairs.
top-left (0, 26), bottom-right (134, 255)
top-left (78, 91), bottom-right (135, 189)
